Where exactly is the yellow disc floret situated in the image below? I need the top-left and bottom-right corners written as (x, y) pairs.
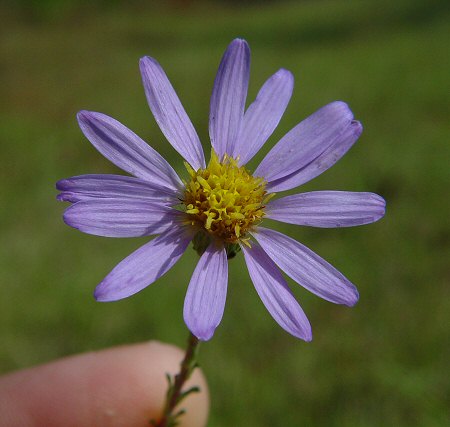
top-left (183, 151), bottom-right (271, 244)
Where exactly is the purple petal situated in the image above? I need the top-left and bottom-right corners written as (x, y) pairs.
top-left (63, 200), bottom-right (184, 238)
top-left (267, 120), bottom-right (362, 192)
top-left (236, 69), bottom-right (294, 165)
top-left (252, 227), bottom-right (359, 306)
top-left (140, 57), bottom-right (206, 170)
top-left (94, 226), bottom-right (193, 301)
top-left (56, 174), bottom-right (178, 204)
top-left (242, 242), bottom-right (312, 341)
top-left (267, 191), bottom-right (386, 228)
top-left (77, 111), bottom-right (182, 190)
top-left (183, 243), bottom-right (228, 341)
top-left (209, 39), bottom-right (250, 159)
top-left (255, 101), bottom-right (355, 183)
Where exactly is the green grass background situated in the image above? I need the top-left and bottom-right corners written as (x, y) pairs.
top-left (1, 0), bottom-right (449, 425)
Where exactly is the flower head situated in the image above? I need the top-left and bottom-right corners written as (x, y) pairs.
top-left (57, 39), bottom-right (385, 341)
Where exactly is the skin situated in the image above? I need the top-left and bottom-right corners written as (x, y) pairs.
top-left (0, 341), bottom-right (209, 427)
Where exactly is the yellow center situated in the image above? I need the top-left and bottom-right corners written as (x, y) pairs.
top-left (183, 151), bottom-right (271, 244)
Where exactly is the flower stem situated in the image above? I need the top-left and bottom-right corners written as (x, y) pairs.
top-left (153, 332), bottom-right (200, 427)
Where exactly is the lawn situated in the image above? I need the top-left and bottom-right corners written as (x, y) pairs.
top-left (0, 0), bottom-right (449, 425)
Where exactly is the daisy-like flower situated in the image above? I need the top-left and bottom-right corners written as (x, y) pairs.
top-left (57, 39), bottom-right (385, 342)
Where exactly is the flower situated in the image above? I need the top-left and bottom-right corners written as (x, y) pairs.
top-left (57, 39), bottom-right (385, 341)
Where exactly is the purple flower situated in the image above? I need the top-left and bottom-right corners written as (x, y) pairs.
top-left (57, 39), bottom-right (385, 341)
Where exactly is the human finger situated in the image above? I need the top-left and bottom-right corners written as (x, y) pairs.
top-left (0, 341), bottom-right (209, 427)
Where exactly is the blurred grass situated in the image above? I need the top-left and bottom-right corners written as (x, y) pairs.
top-left (1, 0), bottom-right (449, 426)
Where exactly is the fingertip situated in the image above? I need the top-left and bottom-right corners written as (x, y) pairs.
top-left (0, 341), bottom-right (209, 427)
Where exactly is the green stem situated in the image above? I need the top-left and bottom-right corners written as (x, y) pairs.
top-left (153, 332), bottom-right (200, 427)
